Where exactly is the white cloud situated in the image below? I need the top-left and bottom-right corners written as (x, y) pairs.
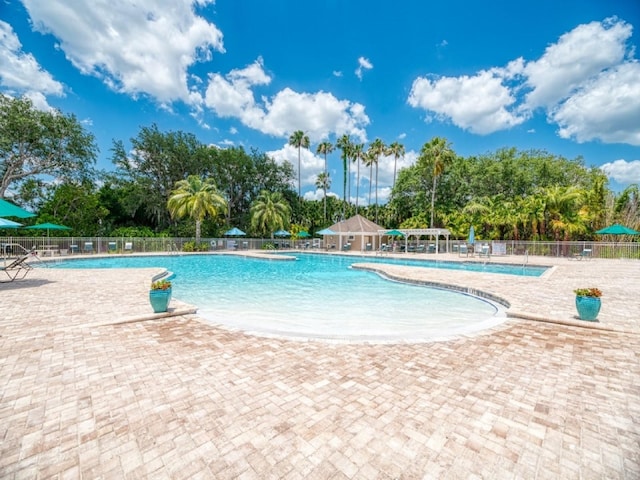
top-left (551, 62), bottom-right (640, 145)
top-left (332, 70), bottom-right (343, 77)
top-left (355, 56), bottom-right (373, 80)
top-left (267, 144), bottom-right (324, 191)
top-left (407, 17), bottom-right (640, 146)
top-left (601, 159), bottom-right (640, 184)
top-left (21, 0), bottom-right (224, 106)
top-left (523, 18), bottom-right (632, 110)
top-left (205, 58), bottom-right (370, 142)
top-left (0, 20), bottom-right (63, 107)
top-left (408, 69), bottom-right (527, 134)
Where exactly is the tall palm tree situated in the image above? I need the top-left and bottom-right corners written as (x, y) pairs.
top-left (288, 130), bottom-right (310, 198)
top-left (351, 143), bottom-right (364, 213)
top-left (387, 141), bottom-right (405, 191)
top-left (250, 190), bottom-right (291, 238)
top-left (363, 150), bottom-right (375, 207)
top-left (315, 172), bottom-right (331, 220)
top-left (368, 138), bottom-right (385, 224)
top-left (335, 134), bottom-right (352, 206)
top-left (167, 175), bottom-right (227, 244)
top-left (316, 141), bottom-right (334, 219)
top-left (418, 137), bottom-right (455, 228)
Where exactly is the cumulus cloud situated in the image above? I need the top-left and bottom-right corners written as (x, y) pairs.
top-left (600, 159), bottom-right (640, 184)
top-left (523, 18), bottom-right (632, 110)
top-left (408, 69), bottom-right (527, 134)
top-left (267, 144), bottom-right (324, 191)
top-left (355, 56), bottom-right (373, 80)
top-left (205, 58), bottom-right (370, 142)
top-left (407, 17), bottom-right (640, 146)
top-left (21, 0), bottom-right (224, 106)
top-left (0, 21), bottom-right (63, 107)
top-left (551, 62), bottom-right (640, 145)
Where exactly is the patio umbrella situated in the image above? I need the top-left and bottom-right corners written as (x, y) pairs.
top-left (224, 227), bottom-right (246, 236)
top-left (595, 223), bottom-right (640, 235)
top-left (467, 225), bottom-right (475, 245)
top-left (0, 218), bottom-right (23, 228)
top-left (297, 231), bottom-right (311, 238)
top-left (274, 229), bottom-right (290, 237)
top-left (25, 222), bottom-right (72, 238)
top-left (316, 228), bottom-right (336, 235)
top-left (385, 229), bottom-right (404, 236)
top-left (0, 198), bottom-right (35, 219)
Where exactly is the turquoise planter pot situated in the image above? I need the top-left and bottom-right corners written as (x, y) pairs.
top-left (575, 296), bottom-right (601, 321)
top-left (149, 288), bottom-right (172, 313)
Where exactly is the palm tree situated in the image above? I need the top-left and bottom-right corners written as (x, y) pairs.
top-left (288, 130), bottom-right (310, 198)
top-left (335, 134), bottom-right (352, 206)
top-left (543, 185), bottom-right (584, 242)
top-left (368, 138), bottom-right (385, 224)
top-left (363, 150), bottom-right (375, 207)
top-left (315, 172), bottom-right (331, 220)
top-left (418, 137), bottom-right (455, 228)
top-left (352, 143), bottom-right (364, 213)
top-left (250, 190), bottom-right (291, 238)
top-left (167, 175), bottom-right (227, 244)
top-left (316, 141), bottom-right (334, 219)
top-left (387, 141), bottom-right (405, 191)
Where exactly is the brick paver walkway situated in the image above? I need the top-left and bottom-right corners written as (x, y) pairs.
top-left (1, 254), bottom-right (639, 479)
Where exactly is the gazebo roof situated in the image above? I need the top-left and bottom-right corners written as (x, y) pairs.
top-left (327, 214), bottom-right (384, 234)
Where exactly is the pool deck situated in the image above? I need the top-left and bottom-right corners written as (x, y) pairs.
top-left (1, 252), bottom-right (639, 478)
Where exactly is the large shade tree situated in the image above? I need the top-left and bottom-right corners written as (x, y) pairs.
top-left (0, 95), bottom-right (97, 199)
top-left (167, 175), bottom-right (227, 244)
top-left (250, 190), bottom-right (291, 238)
top-left (288, 130), bottom-right (310, 198)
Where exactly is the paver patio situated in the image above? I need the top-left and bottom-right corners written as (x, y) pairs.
top-left (1, 253), bottom-right (639, 479)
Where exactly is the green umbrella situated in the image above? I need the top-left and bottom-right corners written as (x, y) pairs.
top-left (25, 222), bottom-right (72, 238)
top-left (297, 231), bottom-right (311, 238)
top-left (0, 199), bottom-right (35, 219)
top-left (385, 229), bottom-right (404, 236)
top-left (595, 223), bottom-right (639, 235)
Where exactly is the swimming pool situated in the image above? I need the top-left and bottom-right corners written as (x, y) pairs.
top-left (51, 253), bottom-right (509, 343)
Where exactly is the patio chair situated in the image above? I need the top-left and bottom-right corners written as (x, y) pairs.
top-left (478, 244), bottom-right (491, 258)
top-left (124, 242), bottom-right (133, 253)
top-left (459, 244), bottom-right (469, 257)
top-left (415, 244), bottom-right (426, 253)
top-left (108, 241), bottom-right (117, 253)
top-left (572, 248), bottom-right (592, 261)
top-left (1, 247), bottom-right (36, 283)
top-left (83, 242), bottom-right (94, 254)
top-left (342, 243), bottom-right (351, 251)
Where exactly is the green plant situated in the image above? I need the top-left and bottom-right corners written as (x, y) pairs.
top-left (574, 288), bottom-right (602, 298)
top-left (262, 242), bottom-right (275, 250)
top-left (151, 279), bottom-right (172, 291)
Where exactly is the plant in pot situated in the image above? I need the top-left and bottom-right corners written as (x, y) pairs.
top-left (574, 287), bottom-right (602, 321)
top-left (149, 279), bottom-right (172, 313)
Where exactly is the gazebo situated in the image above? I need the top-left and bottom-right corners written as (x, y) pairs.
top-left (323, 215), bottom-right (385, 251)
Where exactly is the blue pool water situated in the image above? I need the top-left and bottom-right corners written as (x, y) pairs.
top-left (51, 253), bottom-right (514, 342)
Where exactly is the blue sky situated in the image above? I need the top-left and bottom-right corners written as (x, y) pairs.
top-left (1, 0), bottom-right (639, 203)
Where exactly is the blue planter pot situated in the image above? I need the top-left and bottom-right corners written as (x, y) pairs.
top-left (149, 288), bottom-right (172, 313)
top-left (575, 296), bottom-right (601, 321)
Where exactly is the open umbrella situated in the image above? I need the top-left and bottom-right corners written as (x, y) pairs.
top-left (0, 218), bottom-right (23, 228)
top-left (25, 222), bottom-right (72, 238)
top-left (297, 231), bottom-right (311, 238)
top-left (224, 227), bottom-right (246, 236)
top-left (0, 199), bottom-right (35, 219)
top-left (385, 229), bottom-right (404, 236)
top-left (316, 228), bottom-right (336, 235)
top-left (274, 229), bottom-right (290, 237)
top-left (595, 223), bottom-right (640, 235)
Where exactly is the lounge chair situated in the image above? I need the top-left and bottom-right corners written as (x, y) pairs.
top-left (342, 243), bottom-right (351, 251)
top-left (83, 242), bottom-right (94, 254)
top-left (478, 244), bottom-right (491, 258)
top-left (415, 244), bottom-right (426, 253)
top-left (124, 242), bottom-right (133, 253)
top-left (427, 244), bottom-right (436, 253)
top-left (572, 248), bottom-right (592, 261)
top-left (1, 247), bottom-right (36, 283)
top-left (108, 241), bottom-right (117, 252)
top-left (459, 244), bottom-right (469, 257)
